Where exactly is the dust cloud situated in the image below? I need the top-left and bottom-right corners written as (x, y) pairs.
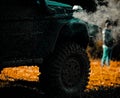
top-left (73, 0), bottom-right (120, 41)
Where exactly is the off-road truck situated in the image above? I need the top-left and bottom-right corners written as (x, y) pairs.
top-left (0, 0), bottom-right (95, 97)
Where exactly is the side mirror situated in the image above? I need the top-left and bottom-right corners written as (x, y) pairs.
top-left (72, 5), bottom-right (83, 12)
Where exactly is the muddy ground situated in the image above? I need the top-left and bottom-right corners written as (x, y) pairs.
top-left (0, 59), bottom-right (120, 98)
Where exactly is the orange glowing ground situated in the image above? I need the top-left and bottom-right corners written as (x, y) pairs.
top-left (0, 59), bottom-right (120, 90)
top-left (86, 59), bottom-right (120, 90)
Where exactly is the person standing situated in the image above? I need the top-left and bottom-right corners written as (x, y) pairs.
top-left (101, 21), bottom-right (114, 66)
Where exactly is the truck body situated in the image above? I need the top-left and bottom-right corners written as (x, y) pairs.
top-left (0, 0), bottom-right (99, 98)
top-left (0, 0), bottom-right (89, 67)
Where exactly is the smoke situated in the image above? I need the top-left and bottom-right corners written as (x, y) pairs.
top-left (73, 0), bottom-right (120, 41)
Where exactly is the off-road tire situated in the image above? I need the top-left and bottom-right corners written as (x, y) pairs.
top-left (40, 42), bottom-right (90, 98)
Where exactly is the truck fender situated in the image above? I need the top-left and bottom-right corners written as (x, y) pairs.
top-left (56, 19), bottom-right (89, 49)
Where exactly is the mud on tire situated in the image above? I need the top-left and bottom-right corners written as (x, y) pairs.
top-left (40, 42), bottom-right (90, 98)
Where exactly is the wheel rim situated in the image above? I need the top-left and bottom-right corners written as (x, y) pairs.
top-left (61, 56), bottom-right (81, 89)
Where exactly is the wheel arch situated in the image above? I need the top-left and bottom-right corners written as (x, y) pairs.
top-left (54, 21), bottom-right (89, 50)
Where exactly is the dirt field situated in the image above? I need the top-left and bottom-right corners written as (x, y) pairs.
top-left (0, 59), bottom-right (120, 91)
top-left (0, 59), bottom-right (120, 98)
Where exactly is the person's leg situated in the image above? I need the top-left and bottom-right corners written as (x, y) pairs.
top-left (106, 55), bottom-right (109, 66)
top-left (106, 47), bottom-right (111, 66)
top-left (109, 48), bottom-right (112, 60)
top-left (101, 46), bottom-right (108, 66)
top-left (106, 48), bottom-right (112, 66)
